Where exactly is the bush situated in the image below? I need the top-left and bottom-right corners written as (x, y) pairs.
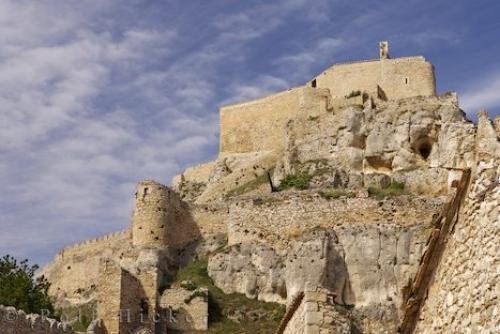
top-left (318, 189), bottom-right (356, 200)
top-left (367, 180), bottom-right (406, 198)
top-left (277, 172), bottom-right (313, 191)
top-left (0, 255), bottom-right (55, 316)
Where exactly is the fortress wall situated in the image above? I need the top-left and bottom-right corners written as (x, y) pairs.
top-left (44, 230), bottom-right (132, 299)
top-left (0, 305), bottom-right (73, 334)
top-left (220, 87), bottom-right (331, 154)
top-left (415, 115), bottom-right (499, 333)
top-left (190, 203), bottom-right (228, 237)
top-left (226, 193), bottom-right (444, 250)
top-left (314, 57), bottom-right (435, 100)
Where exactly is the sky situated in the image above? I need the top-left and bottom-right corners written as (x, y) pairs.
top-left (1, 0), bottom-right (499, 266)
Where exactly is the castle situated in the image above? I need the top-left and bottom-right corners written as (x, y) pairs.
top-left (32, 42), bottom-right (499, 334)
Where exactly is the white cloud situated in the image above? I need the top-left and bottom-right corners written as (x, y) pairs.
top-left (275, 37), bottom-right (346, 81)
top-left (222, 75), bottom-right (290, 105)
top-left (461, 72), bottom-right (500, 115)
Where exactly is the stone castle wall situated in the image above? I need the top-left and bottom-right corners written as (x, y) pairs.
top-left (313, 56), bottom-right (435, 100)
top-left (43, 230), bottom-right (132, 300)
top-left (227, 193), bottom-right (443, 249)
top-left (414, 114), bottom-right (499, 333)
top-left (0, 305), bottom-right (73, 334)
top-left (219, 86), bottom-right (331, 154)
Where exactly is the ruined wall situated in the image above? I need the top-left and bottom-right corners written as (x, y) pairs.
top-left (0, 305), bottom-right (73, 334)
top-left (415, 113), bottom-right (499, 333)
top-left (220, 87), bottom-right (330, 154)
top-left (282, 290), bottom-right (352, 334)
top-left (227, 193), bottom-right (443, 249)
top-left (160, 287), bottom-right (208, 331)
top-left (313, 57), bottom-right (435, 100)
top-left (97, 259), bottom-right (161, 334)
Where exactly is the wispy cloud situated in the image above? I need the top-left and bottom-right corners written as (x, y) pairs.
top-left (275, 38), bottom-right (346, 81)
top-left (461, 71), bottom-right (500, 115)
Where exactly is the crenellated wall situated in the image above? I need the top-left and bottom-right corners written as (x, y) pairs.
top-left (43, 229), bottom-right (133, 301)
top-left (0, 305), bottom-right (73, 334)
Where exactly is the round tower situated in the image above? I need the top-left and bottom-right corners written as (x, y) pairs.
top-left (132, 180), bottom-right (174, 248)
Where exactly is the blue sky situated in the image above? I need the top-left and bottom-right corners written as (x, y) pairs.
top-left (1, 0), bottom-right (499, 266)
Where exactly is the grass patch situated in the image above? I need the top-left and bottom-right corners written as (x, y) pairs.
top-left (367, 180), bottom-right (406, 198)
top-left (225, 171), bottom-right (272, 198)
top-left (56, 303), bottom-right (95, 332)
top-left (277, 172), bottom-right (312, 191)
top-left (318, 189), bottom-right (356, 200)
top-left (172, 259), bottom-right (285, 334)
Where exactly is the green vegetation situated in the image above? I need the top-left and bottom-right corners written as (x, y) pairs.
top-left (57, 303), bottom-right (96, 331)
top-left (346, 90), bottom-right (361, 98)
top-left (180, 281), bottom-right (198, 291)
top-left (172, 259), bottom-right (285, 334)
top-left (367, 180), bottom-right (407, 198)
top-left (225, 171), bottom-right (272, 198)
top-left (184, 289), bottom-right (208, 304)
top-left (0, 255), bottom-right (54, 315)
top-left (307, 115), bottom-right (319, 121)
top-left (318, 189), bottom-right (356, 200)
top-left (277, 172), bottom-right (313, 191)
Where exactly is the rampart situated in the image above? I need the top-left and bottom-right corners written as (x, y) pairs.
top-left (0, 305), bottom-right (73, 334)
top-left (312, 56), bottom-right (436, 100)
top-left (56, 229), bottom-right (131, 260)
top-left (219, 86), bottom-right (331, 154)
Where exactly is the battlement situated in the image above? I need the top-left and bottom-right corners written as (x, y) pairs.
top-left (56, 229), bottom-right (131, 259)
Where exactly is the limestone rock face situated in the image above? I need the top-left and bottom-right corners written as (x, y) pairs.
top-left (208, 221), bottom-right (430, 332)
top-left (208, 243), bottom-right (286, 303)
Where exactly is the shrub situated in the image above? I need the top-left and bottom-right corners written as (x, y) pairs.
top-left (0, 255), bottom-right (55, 316)
top-left (277, 172), bottom-right (313, 191)
top-left (318, 189), bottom-right (356, 200)
top-left (367, 180), bottom-right (406, 198)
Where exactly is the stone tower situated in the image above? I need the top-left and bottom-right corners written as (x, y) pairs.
top-left (132, 180), bottom-right (178, 248)
top-left (379, 41), bottom-right (389, 59)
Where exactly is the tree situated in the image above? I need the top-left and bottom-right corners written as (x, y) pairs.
top-left (0, 255), bottom-right (54, 315)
